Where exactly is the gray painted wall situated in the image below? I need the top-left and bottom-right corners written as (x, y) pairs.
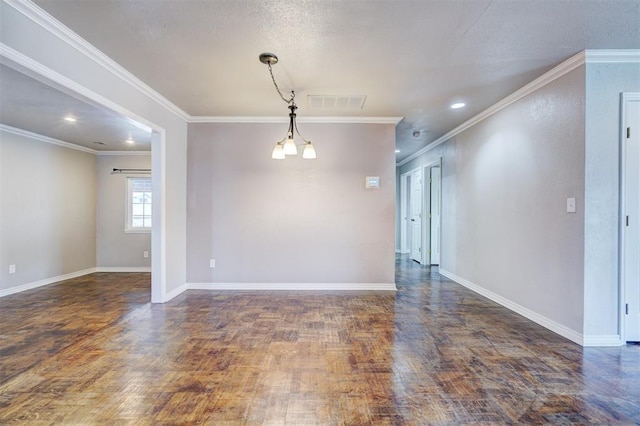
top-left (187, 122), bottom-right (396, 285)
top-left (584, 62), bottom-right (640, 337)
top-left (96, 154), bottom-right (152, 268)
top-left (0, 130), bottom-right (96, 290)
top-left (399, 66), bottom-right (587, 334)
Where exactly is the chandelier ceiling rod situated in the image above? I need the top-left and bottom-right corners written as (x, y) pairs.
top-left (259, 52), bottom-right (317, 160)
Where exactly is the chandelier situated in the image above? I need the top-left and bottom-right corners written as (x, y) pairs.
top-left (259, 53), bottom-right (317, 160)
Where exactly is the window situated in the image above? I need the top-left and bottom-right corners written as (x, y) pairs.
top-left (126, 177), bottom-right (152, 232)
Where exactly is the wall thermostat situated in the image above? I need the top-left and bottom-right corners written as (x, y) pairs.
top-left (366, 176), bottom-right (380, 189)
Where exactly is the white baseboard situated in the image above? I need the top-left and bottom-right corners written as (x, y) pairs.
top-left (583, 335), bottom-right (623, 347)
top-left (96, 267), bottom-right (151, 272)
top-left (439, 268), bottom-right (584, 346)
top-left (0, 267), bottom-right (97, 298)
top-left (161, 283), bottom-right (187, 303)
top-left (186, 282), bottom-right (398, 291)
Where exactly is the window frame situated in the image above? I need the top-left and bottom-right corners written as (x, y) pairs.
top-left (125, 176), bottom-right (152, 234)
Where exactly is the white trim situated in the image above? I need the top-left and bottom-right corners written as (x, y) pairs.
top-left (95, 267), bottom-right (151, 273)
top-left (187, 282), bottom-right (398, 291)
top-left (3, 0), bottom-right (190, 121)
top-left (97, 151), bottom-right (151, 156)
top-left (400, 170), bottom-right (411, 254)
top-left (0, 124), bottom-right (97, 154)
top-left (188, 116), bottom-right (404, 124)
top-left (0, 124), bottom-right (152, 156)
top-left (162, 283), bottom-right (188, 302)
top-left (620, 92), bottom-right (640, 343)
top-left (150, 131), bottom-right (166, 304)
top-left (583, 335), bottom-right (623, 347)
top-left (397, 51), bottom-right (587, 167)
top-left (585, 49), bottom-right (640, 63)
top-left (438, 268), bottom-right (584, 346)
top-left (0, 268), bottom-right (96, 298)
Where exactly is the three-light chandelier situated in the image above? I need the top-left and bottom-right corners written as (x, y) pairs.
top-left (259, 53), bottom-right (316, 160)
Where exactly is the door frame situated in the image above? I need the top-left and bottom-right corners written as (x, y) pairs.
top-left (399, 171), bottom-right (411, 254)
top-left (410, 168), bottom-right (424, 262)
top-left (619, 92), bottom-right (640, 343)
top-left (421, 158), bottom-right (442, 265)
top-left (429, 163), bottom-right (442, 265)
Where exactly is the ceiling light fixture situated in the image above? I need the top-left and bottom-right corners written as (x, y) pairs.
top-left (259, 53), bottom-right (316, 160)
top-left (450, 102), bottom-right (466, 109)
top-left (126, 137), bottom-right (135, 144)
top-left (64, 116), bottom-right (76, 122)
top-left (395, 149), bottom-right (401, 153)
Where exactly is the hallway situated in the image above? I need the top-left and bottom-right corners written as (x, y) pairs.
top-left (0, 259), bottom-right (638, 423)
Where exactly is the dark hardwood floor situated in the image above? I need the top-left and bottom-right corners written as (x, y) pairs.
top-left (1, 257), bottom-right (638, 424)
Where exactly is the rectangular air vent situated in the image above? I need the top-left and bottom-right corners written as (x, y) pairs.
top-left (308, 95), bottom-right (366, 110)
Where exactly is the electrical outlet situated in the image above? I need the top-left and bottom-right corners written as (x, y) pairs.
top-left (143, 251), bottom-right (149, 258)
top-left (209, 259), bottom-right (215, 268)
top-left (9, 264), bottom-right (16, 274)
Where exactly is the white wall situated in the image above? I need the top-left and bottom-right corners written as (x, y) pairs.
top-left (399, 66), bottom-right (587, 338)
top-left (96, 154), bottom-right (151, 269)
top-left (584, 62), bottom-right (640, 339)
top-left (1, 1), bottom-right (188, 301)
top-left (187, 122), bottom-right (397, 286)
top-left (0, 129), bottom-right (96, 292)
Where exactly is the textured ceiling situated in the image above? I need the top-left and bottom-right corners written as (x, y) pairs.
top-left (8, 0), bottom-right (640, 160)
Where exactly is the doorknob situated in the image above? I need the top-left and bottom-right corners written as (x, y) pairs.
top-left (411, 219), bottom-right (415, 222)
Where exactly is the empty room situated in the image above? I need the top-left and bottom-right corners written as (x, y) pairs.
top-left (1, 0), bottom-right (639, 423)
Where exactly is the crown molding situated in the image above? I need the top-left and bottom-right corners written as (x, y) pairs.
top-left (585, 49), bottom-right (640, 63)
top-left (0, 124), bottom-right (98, 154)
top-left (189, 116), bottom-right (403, 124)
top-left (1, 43), bottom-right (164, 138)
top-left (96, 151), bottom-right (151, 156)
top-left (4, 0), bottom-right (190, 122)
top-left (396, 51), bottom-right (588, 167)
top-left (0, 124), bottom-right (150, 156)
top-left (397, 49), bottom-right (640, 167)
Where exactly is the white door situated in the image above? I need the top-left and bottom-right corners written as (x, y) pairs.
top-left (410, 169), bottom-right (423, 262)
top-left (430, 166), bottom-right (441, 265)
top-left (623, 93), bottom-right (640, 342)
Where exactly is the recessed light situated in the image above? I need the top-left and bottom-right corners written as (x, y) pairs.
top-left (395, 149), bottom-right (400, 153)
top-left (126, 138), bottom-right (135, 144)
top-left (450, 102), bottom-right (466, 109)
top-left (64, 116), bottom-right (77, 122)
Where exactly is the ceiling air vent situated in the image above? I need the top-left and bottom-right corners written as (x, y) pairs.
top-left (308, 95), bottom-right (366, 110)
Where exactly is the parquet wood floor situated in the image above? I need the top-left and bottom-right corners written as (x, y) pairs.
top-left (1, 257), bottom-right (639, 424)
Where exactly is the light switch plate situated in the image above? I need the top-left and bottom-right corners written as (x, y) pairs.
top-left (366, 176), bottom-right (380, 189)
top-left (566, 197), bottom-right (576, 213)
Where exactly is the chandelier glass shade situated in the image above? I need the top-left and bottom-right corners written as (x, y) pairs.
top-left (260, 53), bottom-right (316, 160)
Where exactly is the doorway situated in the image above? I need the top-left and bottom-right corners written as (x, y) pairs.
top-left (621, 92), bottom-right (640, 343)
top-left (1, 51), bottom-right (166, 303)
top-left (400, 159), bottom-right (442, 265)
